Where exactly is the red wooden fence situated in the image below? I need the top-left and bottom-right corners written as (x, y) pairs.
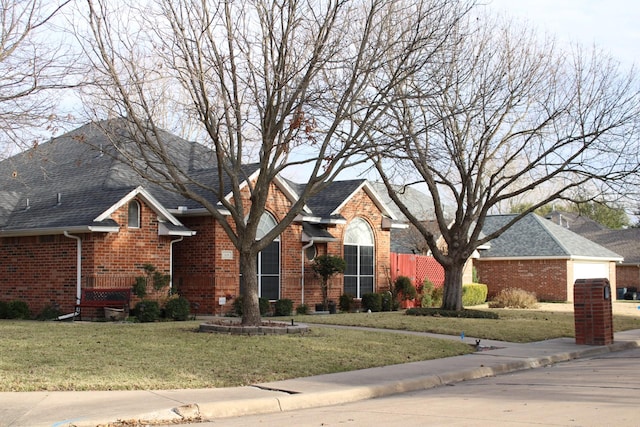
top-left (390, 253), bottom-right (444, 289)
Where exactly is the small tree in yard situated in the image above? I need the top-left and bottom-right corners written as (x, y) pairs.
top-left (311, 255), bottom-right (346, 312)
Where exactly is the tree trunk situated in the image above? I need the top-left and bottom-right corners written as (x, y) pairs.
top-left (239, 251), bottom-right (261, 326)
top-left (441, 261), bottom-right (464, 311)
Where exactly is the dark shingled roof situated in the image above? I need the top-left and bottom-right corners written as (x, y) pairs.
top-left (0, 120), bottom-right (255, 233)
top-left (0, 121), bottom-right (388, 238)
top-left (479, 213), bottom-right (622, 260)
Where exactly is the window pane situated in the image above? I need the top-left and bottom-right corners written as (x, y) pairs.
top-left (360, 246), bottom-right (374, 275)
top-left (344, 276), bottom-right (357, 297)
top-left (260, 241), bottom-right (280, 275)
top-left (260, 276), bottom-right (279, 300)
top-left (360, 276), bottom-right (374, 295)
top-left (344, 245), bottom-right (358, 275)
top-left (128, 201), bottom-right (140, 228)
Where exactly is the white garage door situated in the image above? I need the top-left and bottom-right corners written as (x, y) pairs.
top-left (574, 262), bottom-right (610, 280)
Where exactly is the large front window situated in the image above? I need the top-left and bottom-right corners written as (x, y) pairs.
top-left (343, 218), bottom-right (375, 298)
top-left (256, 212), bottom-right (280, 300)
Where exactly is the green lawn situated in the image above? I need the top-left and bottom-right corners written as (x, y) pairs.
top-left (2, 305), bottom-right (639, 392)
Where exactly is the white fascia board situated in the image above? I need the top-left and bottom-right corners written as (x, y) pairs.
top-left (224, 168), bottom-right (261, 203)
top-left (94, 186), bottom-right (184, 226)
top-left (0, 225), bottom-right (120, 237)
top-left (478, 255), bottom-right (623, 262)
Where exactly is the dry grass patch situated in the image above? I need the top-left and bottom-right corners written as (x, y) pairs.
top-left (298, 303), bottom-right (640, 343)
top-left (0, 320), bottom-right (472, 392)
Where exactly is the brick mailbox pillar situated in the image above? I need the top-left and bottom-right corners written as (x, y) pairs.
top-left (573, 278), bottom-right (613, 345)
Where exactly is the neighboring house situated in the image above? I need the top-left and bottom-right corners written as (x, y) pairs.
top-left (0, 120), bottom-right (399, 316)
top-left (546, 210), bottom-right (640, 292)
top-left (474, 213), bottom-right (623, 302)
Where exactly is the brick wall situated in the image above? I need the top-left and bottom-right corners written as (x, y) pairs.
top-left (0, 198), bottom-right (173, 316)
top-left (0, 234), bottom-right (77, 314)
top-left (174, 182), bottom-right (392, 314)
top-left (474, 258), bottom-right (569, 301)
top-left (616, 265), bottom-right (640, 290)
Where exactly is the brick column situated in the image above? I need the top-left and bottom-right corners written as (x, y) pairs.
top-left (573, 278), bottom-right (613, 345)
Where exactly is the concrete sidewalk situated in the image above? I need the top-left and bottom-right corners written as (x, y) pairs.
top-left (3, 329), bottom-right (640, 427)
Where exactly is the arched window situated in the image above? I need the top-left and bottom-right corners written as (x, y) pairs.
top-left (127, 200), bottom-right (140, 228)
top-left (343, 217), bottom-right (375, 298)
top-left (256, 212), bottom-right (280, 300)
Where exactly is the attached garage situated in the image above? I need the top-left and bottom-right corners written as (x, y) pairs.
top-left (475, 214), bottom-right (622, 302)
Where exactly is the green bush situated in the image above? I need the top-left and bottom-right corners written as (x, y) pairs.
top-left (394, 276), bottom-right (417, 300)
top-left (0, 301), bottom-right (9, 319)
top-left (0, 300), bottom-right (30, 319)
top-left (488, 288), bottom-right (539, 309)
top-left (163, 297), bottom-right (191, 321)
top-left (339, 294), bottom-right (354, 312)
top-left (274, 299), bottom-right (293, 316)
top-left (420, 293), bottom-right (433, 308)
top-left (233, 296), bottom-right (271, 316)
top-left (462, 283), bottom-right (488, 306)
top-left (135, 300), bottom-right (160, 323)
top-left (406, 307), bottom-right (499, 319)
top-left (380, 291), bottom-right (396, 311)
top-left (36, 304), bottom-right (62, 321)
top-left (431, 287), bottom-right (443, 307)
top-left (361, 292), bottom-right (382, 312)
top-left (295, 304), bottom-right (309, 315)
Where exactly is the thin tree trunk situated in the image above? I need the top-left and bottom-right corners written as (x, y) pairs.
top-left (441, 262), bottom-right (464, 311)
top-left (239, 251), bottom-right (261, 326)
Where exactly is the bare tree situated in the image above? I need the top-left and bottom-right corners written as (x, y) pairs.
top-left (77, 0), bottom-right (473, 325)
top-left (370, 13), bottom-right (640, 310)
top-left (0, 0), bottom-right (74, 156)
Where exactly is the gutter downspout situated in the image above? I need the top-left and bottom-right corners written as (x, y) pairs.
top-left (63, 231), bottom-right (81, 319)
top-left (301, 240), bottom-right (314, 305)
top-left (170, 236), bottom-right (184, 294)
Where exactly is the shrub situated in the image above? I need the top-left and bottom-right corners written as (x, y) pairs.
top-left (274, 299), bottom-right (293, 316)
top-left (380, 291), bottom-right (395, 311)
top-left (462, 283), bottom-right (488, 306)
top-left (361, 292), bottom-right (382, 312)
top-left (394, 276), bottom-right (417, 300)
top-left (132, 276), bottom-right (147, 298)
top-left (233, 296), bottom-right (271, 316)
top-left (338, 294), bottom-right (354, 312)
top-left (431, 287), bottom-right (443, 307)
top-left (488, 288), bottom-right (539, 309)
top-left (36, 304), bottom-right (63, 321)
top-left (135, 300), bottom-right (161, 322)
top-left (3, 300), bottom-right (30, 319)
top-left (0, 301), bottom-right (9, 319)
top-left (420, 293), bottom-right (433, 308)
top-left (295, 304), bottom-right (309, 315)
top-left (163, 297), bottom-right (191, 321)
top-left (406, 307), bottom-right (499, 319)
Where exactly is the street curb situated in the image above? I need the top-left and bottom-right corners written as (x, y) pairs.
top-left (189, 338), bottom-right (640, 421)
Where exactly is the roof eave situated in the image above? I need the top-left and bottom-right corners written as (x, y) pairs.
top-left (0, 225), bottom-right (120, 237)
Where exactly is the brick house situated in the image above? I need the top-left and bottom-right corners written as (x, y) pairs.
top-left (474, 213), bottom-right (623, 302)
top-left (0, 121), bottom-right (398, 317)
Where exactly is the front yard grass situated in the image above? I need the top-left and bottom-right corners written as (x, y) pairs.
top-left (2, 303), bottom-right (639, 392)
top-left (296, 306), bottom-right (640, 343)
top-left (0, 320), bottom-right (472, 392)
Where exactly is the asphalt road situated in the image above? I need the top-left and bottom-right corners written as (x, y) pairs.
top-left (192, 347), bottom-right (640, 427)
